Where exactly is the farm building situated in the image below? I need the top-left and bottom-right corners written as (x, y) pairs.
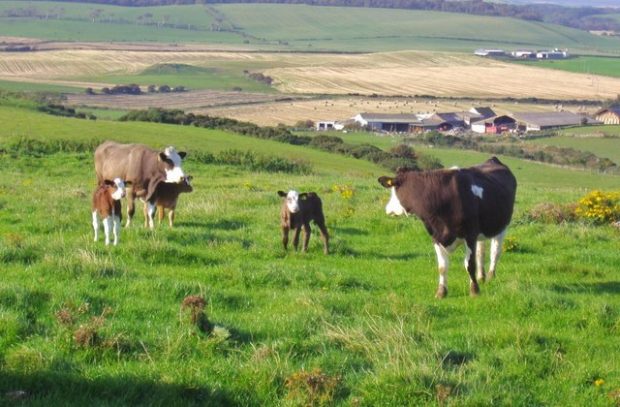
top-left (474, 49), bottom-right (506, 57)
top-left (409, 114), bottom-right (456, 133)
top-left (511, 50), bottom-right (536, 59)
top-left (536, 49), bottom-right (569, 59)
top-left (316, 120), bottom-right (345, 131)
top-left (352, 113), bottom-right (420, 132)
top-left (512, 112), bottom-right (600, 132)
top-left (471, 115), bottom-right (516, 134)
top-left (460, 106), bottom-right (496, 126)
top-left (594, 107), bottom-right (620, 125)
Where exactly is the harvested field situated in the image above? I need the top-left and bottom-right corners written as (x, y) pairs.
top-left (66, 90), bottom-right (302, 111)
top-left (200, 97), bottom-right (599, 126)
top-left (263, 51), bottom-right (620, 100)
top-left (3, 49), bottom-right (618, 107)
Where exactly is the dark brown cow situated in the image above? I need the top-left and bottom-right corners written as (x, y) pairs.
top-left (92, 178), bottom-right (126, 246)
top-left (94, 141), bottom-right (187, 226)
top-left (278, 190), bottom-right (329, 254)
top-left (143, 176), bottom-right (194, 229)
top-left (378, 157), bottom-right (517, 298)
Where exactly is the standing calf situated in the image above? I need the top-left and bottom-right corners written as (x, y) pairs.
top-left (278, 190), bottom-right (329, 254)
top-left (143, 176), bottom-right (193, 229)
top-left (92, 178), bottom-right (126, 246)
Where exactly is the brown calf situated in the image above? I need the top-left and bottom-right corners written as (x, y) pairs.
top-left (92, 178), bottom-right (126, 246)
top-left (278, 190), bottom-right (329, 254)
top-left (143, 176), bottom-right (193, 228)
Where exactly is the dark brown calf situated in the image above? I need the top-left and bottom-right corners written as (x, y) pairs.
top-left (143, 176), bottom-right (193, 228)
top-left (92, 178), bottom-right (126, 246)
top-left (278, 190), bottom-right (329, 254)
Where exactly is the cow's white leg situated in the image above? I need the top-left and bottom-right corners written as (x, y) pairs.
top-left (488, 229), bottom-right (507, 280)
top-left (92, 211), bottom-right (99, 242)
top-left (113, 215), bottom-right (120, 246)
top-left (476, 240), bottom-right (486, 281)
top-left (434, 243), bottom-right (450, 298)
top-left (147, 202), bottom-right (156, 229)
top-left (103, 216), bottom-right (112, 246)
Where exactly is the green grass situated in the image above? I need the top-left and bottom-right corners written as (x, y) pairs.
top-left (0, 106), bottom-right (619, 405)
top-left (81, 63), bottom-right (274, 93)
top-left (0, 79), bottom-right (82, 93)
top-left (512, 56), bottom-right (620, 78)
top-left (1, 1), bottom-right (619, 53)
top-left (527, 126), bottom-right (620, 165)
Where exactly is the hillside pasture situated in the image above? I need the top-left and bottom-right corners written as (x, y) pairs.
top-left (1, 2), bottom-right (620, 54)
top-left (1, 105), bottom-right (619, 405)
top-left (530, 128), bottom-right (620, 165)
top-left (512, 56), bottom-right (620, 79)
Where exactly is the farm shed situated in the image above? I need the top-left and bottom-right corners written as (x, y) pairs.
top-left (353, 113), bottom-right (419, 133)
top-left (471, 115), bottom-right (516, 134)
top-left (594, 107), bottom-right (620, 125)
top-left (536, 49), bottom-right (569, 59)
top-left (512, 112), bottom-right (600, 132)
top-left (409, 115), bottom-right (453, 133)
top-left (316, 120), bottom-right (345, 131)
top-left (474, 49), bottom-right (506, 57)
top-left (461, 106), bottom-right (496, 126)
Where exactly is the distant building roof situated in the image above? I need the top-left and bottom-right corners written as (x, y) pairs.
top-left (469, 107), bottom-right (495, 118)
top-left (356, 113), bottom-right (420, 123)
top-left (595, 107), bottom-right (620, 116)
top-left (513, 111), bottom-right (599, 127)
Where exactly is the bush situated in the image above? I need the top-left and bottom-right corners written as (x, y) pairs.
top-left (528, 202), bottom-right (577, 224)
top-left (574, 190), bottom-right (620, 224)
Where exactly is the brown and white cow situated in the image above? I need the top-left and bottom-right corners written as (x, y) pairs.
top-left (94, 141), bottom-right (187, 226)
top-left (92, 178), bottom-right (126, 246)
top-left (143, 175), bottom-right (194, 229)
top-left (278, 190), bottom-right (329, 254)
top-left (378, 157), bottom-right (517, 298)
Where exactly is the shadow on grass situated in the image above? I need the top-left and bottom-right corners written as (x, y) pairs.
top-left (550, 281), bottom-right (620, 295)
top-left (333, 227), bottom-right (369, 236)
top-left (0, 370), bottom-right (234, 406)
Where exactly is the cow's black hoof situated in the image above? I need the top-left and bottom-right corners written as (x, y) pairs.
top-left (470, 282), bottom-right (480, 296)
top-left (435, 285), bottom-right (448, 299)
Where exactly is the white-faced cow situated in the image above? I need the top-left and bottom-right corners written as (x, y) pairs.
top-left (378, 157), bottom-right (517, 298)
top-left (94, 141), bottom-right (187, 226)
top-left (278, 190), bottom-right (329, 254)
top-left (143, 175), bottom-right (194, 229)
top-left (92, 178), bottom-right (126, 246)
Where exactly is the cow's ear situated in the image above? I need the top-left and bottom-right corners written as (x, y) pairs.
top-left (277, 190), bottom-right (287, 197)
top-left (378, 176), bottom-right (397, 188)
top-left (103, 179), bottom-right (115, 186)
top-left (299, 193), bottom-right (308, 200)
top-left (178, 151), bottom-right (187, 159)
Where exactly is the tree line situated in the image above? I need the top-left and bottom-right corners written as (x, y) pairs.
top-left (24, 0), bottom-right (620, 32)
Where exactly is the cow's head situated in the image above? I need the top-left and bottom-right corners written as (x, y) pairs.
top-left (180, 175), bottom-right (194, 193)
top-left (278, 190), bottom-right (301, 213)
top-left (378, 175), bottom-right (408, 216)
top-left (158, 146), bottom-right (187, 183)
top-left (104, 178), bottom-right (127, 200)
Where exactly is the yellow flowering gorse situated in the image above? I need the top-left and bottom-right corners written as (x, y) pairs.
top-left (574, 190), bottom-right (620, 224)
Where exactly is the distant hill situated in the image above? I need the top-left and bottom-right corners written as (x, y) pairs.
top-left (23, 0), bottom-right (620, 32)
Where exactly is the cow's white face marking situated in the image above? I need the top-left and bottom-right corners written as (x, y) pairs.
top-left (163, 146), bottom-right (186, 183)
top-left (471, 184), bottom-right (484, 199)
top-left (385, 187), bottom-right (407, 216)
top-left (285, 190), bottom-right (300, 213)
top-left (111, 178), bottom-right (126, 200)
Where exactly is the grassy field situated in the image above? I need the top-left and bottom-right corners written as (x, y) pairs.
top-left (1, 105), bottom-right (620, 405)
top-left (513, 56), bottom-right (620, 79)
top-left (1, 2), bottom-right (620, 53)
top-left (528, 126), bottom-right (620, 165)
